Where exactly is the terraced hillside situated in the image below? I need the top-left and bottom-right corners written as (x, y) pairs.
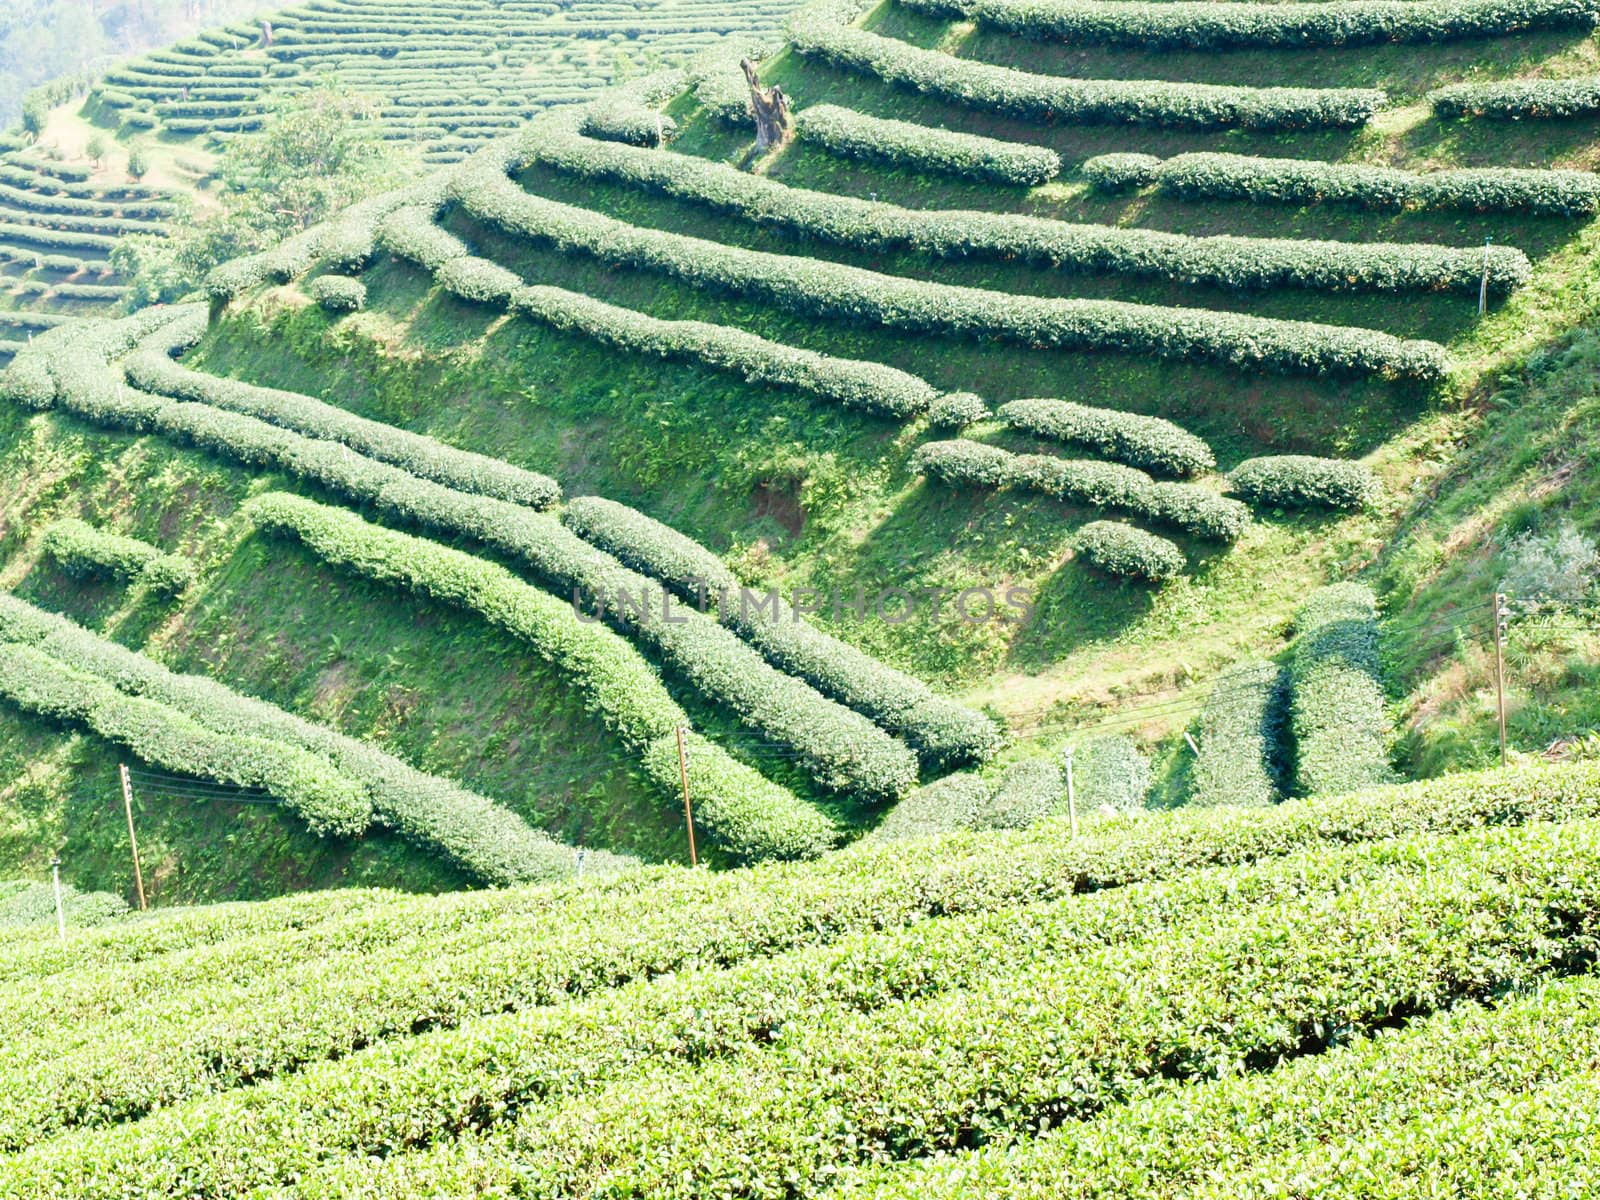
top-left (3, 758), bottom-right (1600, 1193)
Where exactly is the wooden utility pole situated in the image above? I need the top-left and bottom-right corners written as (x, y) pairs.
top-left (50, 856), bottom-right (66, 948)
top-left (1064, 750), bottom-right (1079, 839)
top-left (1493, 592), bottom-right (1509, 768)
top-left (119, 765), bottom-right (147, 911)
top-left (741, 58), bottom-right (791, 150)
top-left (676, 726), bottom-right (698, 867)
top-left (1479, 236), bottom-right (1493, 317)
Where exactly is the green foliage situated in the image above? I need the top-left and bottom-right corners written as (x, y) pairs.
top-left (1074, 520), bottom-right (1187, 583)
top-left (999, 397), bottom-right (1214, 478)
top-left (932, 0), bottom-right (1600, 49)
top-left (914, 439), bottom-right (1249, 541)
top-left (1080, 152), bottom-right (1162, 192)
top-left (976, 757), bottom-right (1063, 828)
top-left (1190, 660), bottom-right (1287, 808)
top-left (306, 274), bottom-right (366, 313)
top-left (125, 146), bottom-right (151, 181)
top-left (248, 491), bottom-right (838, 862)
top-left (926, 391), bottom-right (990, 429)
top-left (1070, 734), bottom-right (1152, 814)
top-left (563, 495), bottom-right (1001, 768)
top-left (1135, 151), bottom-right (1600, 216)
top-left (1228, 455), bottom-right (1379, 511)
top-left (458, 147), bottom-right (1448, 380)
top-left (868, 772), bottom-right (992, 840)
top-left (1432, 73), bottom-right (1600, 119)
top-left (797, 102), bottom-right (1061, 186)
top-left (787, 0), bottom-right (1387, 130)
top-left (0, 880), bottom-right (126, 929)
top-left (580, 98), bottom-right (677, 147)
top-left (1498, 519), bottom-right (1600, 611)
top-left (1290, 583), bottom-right (1394, 796)
top-left (39, 517), bottom-right (195, 596)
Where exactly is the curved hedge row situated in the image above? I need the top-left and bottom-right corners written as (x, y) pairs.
top-left (977, 758), bottom-right (1064, 829)
top-left (39, 518), bottom-right (194, 595)
top-left (1289, 583), bottom-right (1393, 797)
top-left (248, 493), bottom-right (838, 863)
top-left (563, 495), bottom-right (1001, 768)
top-left (1189, 659), bottom-right (1286, 808)
top-left (797, 103), bottom-right (1061, 186)
top-left (375, 198), bottom-right (937, 418)
top-left (307, 274), bottom-right (366, 312)
top-left (458, 150), bottom-right (1448, 381)
top-left (1431, 74), bottom-right (1600, 119)
top-left (22, 312), bottom-right (917, 806)
top-left (998, 397), bottom-right (1214, 478)
top-left (787, 0), bottom-right (1386, 130)
top-left (0, 593), bottom-right (620, 886)
top-left (0, 641), bottom-right (374, 837)
top-left (580, 98), bottom-right (677, 147)
top-left (927, 391), bottom-right (991, 429)
top-left (913, 439), bottom-right (1248, 541)
top-left (1070, 734), bottom-right (1153, 815)
top-left (924, 0), bottom-right (1600, 49)
top-left (522, 117), bottom-right (1526, 298)
top-left (1074, 519), bottom-right (1187, 582)
top-left (1228, 454), bottom-right (1378, 511)
top-left (869, 772), bottom-right (993, 841)
top-left (126, 309), bottom-right (561, 509)
top-left (1095, 150), bottom-right (1600, 216)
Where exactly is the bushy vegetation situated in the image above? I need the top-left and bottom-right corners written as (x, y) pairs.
top-left (1228, 455), bottom-right (1379, 511)
top-left (1431, 74), bottom-right (1600, 119)
top-left (1190, 660), bottom-right (1287, 807)
top-left (869, 772), bottom-right (992, 840)
top-left (307, 274), bottom-right (366, 312)
top-left (797, 103), bottom-right (1061, 185)
top-left (1289, 583), bottom-right (1394, 796)
top-left (998, 397), bottom-right (1214, 478)
top-left (1074, 519), bottom-right (1187, 582)
top-left (1070, 734), bottom-right (1152, 814)
top-left (926, 390), bottom-right (991, 429)
top-left (976, 758), bottom-right (1064, 828)
top-left (38, 518), bottom-right (194, 595)
top-left (0, 879), bottom-right (125, 929)
top-left (580, 98), bottom-right (678, 147)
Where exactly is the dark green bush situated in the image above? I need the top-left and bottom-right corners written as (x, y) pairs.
top-left (1229, 455), bottom-right (1378, 511)
top-left (927, 392), bottom-right (991, 429)
top-left (1081, 152), bottom-right (1162, 191)
top-left (580, 99), bottom-right (677, 147)
top-left (999, 397), bottom-right (1214, 478)
top-left (1431, 73), bottom-right (1600, 118)
top-left (1074, 520), bottom-right (1187, 583)
top-left (975, 758), bottom-right (1063, 828)
top-left (869, 773), bottom-right (992, 841)
top-left (307, 274), bottom-right (366, 312)
top-left (39, 518), bottom-right (195, 596)
top-left (1289, 583), bottom-right (1393, 796)
top-left (1189, 660), bottom-right (1287, 808)
top-left (1070, 734), bottom-right (1152, 814)
top-left (797, 103), bottom-right (1060, 185)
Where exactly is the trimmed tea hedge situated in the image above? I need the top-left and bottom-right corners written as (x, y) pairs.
top-left (1081, 152), bottom-right (1162, 191)
top-left (1431, 73), bottom-right (1600, 119)
top-left (307, 274), bottom-right (367, 312)
top-left (1070, 734), bottom-right (1152, 814)
top-left (797, 103), bottom-right (1061, 186)
top-left (869, 773), bottom-right (993, 841)
top-left (1123, 151), bottom-right (1600, 216)
top-left (248, 493), bottom-right (838, 863)
top-left (932, 0), bottom-right (1600, 49)
top-left (914, 439), bottom-right (1248, 541)
top-left (999, 397), bottom-right (1214, 478)
top-left (927, 391), bottom-right (991, 429)
top-left (1189, 660), bottom-right (1286, 808)
top-left (976, 758), bottom-right (1063, 829)
top-left (563, 495), bottom-right (1001, 767)
top-left (521, 118), bottom-right (1526, 298)
top-left (0, 639), bottom-right (370, 837)
top-left (459, 150), bottom-right (1448, 381)
top-left (1289, 583), bottom-right (1393, 796)
top-left (0, 594), bottom-right (618, 886)
top-left (787, 0), bottom-right (1386, 130)
top-left (39, 518), bottom-right (194, 595)
top-left (580, 98), bottom-right (677, 147)
top-left (126, 309), bottom-right (561, 509)
top-left (1074, 519), bottom-right (1187, 582)
top-left (1228, 455), bottom-right (1378, 511)
top-left (0, 880), bottom-right (125, 929)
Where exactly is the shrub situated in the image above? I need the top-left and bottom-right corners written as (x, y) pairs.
top-left (787, 0), bottom-right (1386, 130)
top-left (935, 0), bottom-right (1600, 49)
top-left (869, 773), bottom-right (992, 841)
top-left (307, 274), bottom-right (366, 312)
top-left (912, 439), bottom-right (1014, 488)
top-left (38, 518), bottom-right (195, 596)
top-left (1150, 151), bottom-right (1600, 217)
top-left (126, 146), bottom-right (150, 180)
top-left (1081, 152), bottom-right (1161, 191)
top-left (1069, 734), bottom-right (1152, 814)
top-left (521, 112), bottom-right (1515, 300)
top-left (0, 880), bottom-right (126, 929)
top-left (249, 493), bottom-right (837, 863)
top-left (797, 103), bottom-right (1061, 186)
top-left (1074, 520), bottom-right (1187, 583)
top-left (1289, 583), bottom-right (1393, 796)
top-left (563, 495), bottom-right (1001, 768)
top-left (975, 758), bottom-right (1063, 828)
top-left (1431, 74), bottom-right (1600, 119)
top-left (458, 148), bottom-right (1449, 380)
top-left (1228, 455), bottom-right (1378, 511)
top-left (1189, 660), bottom-right (1287, 808)
top-left (580, 98), bottom-right (677, 147)
top-left (1498, 519), bottom-right (1600, 611)
top-left (999, 397), bottom-right (1214, 478)
top-left (927, 391), bottom-right (991, 429)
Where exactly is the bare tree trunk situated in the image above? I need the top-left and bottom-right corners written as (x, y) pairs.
top-left (741, 58), bottom-right (791, 151)
top-left (260, 20), bottom-right (273, 46)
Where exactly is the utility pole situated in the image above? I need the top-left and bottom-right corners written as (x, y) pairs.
top-left (1479, 236), bottom-right (1493, 317)
top-left (119, 765), bottom-right (147, 911)
top-left (50, 856), bottom-right (66, 948)
top-left (1493, 592), bottom-right (1509, 768)
top-left (676, 726), bottom-right (698, 867)
top-left (1064, 749), bottom-right (1079, 839)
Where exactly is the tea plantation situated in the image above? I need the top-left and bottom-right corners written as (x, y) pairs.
top-left (2, 0), bottom-right (1600, 1188)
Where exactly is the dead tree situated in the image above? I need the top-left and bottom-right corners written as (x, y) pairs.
top-left (260, 20), bottom-right (273, 46)
top-left (741, 58), bottom-right (791, 150)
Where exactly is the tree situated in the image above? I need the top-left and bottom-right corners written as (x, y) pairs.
top-left (86, 134), bottom-right (108, 166)
top-left (126, 145), bottom-right (149, 180)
